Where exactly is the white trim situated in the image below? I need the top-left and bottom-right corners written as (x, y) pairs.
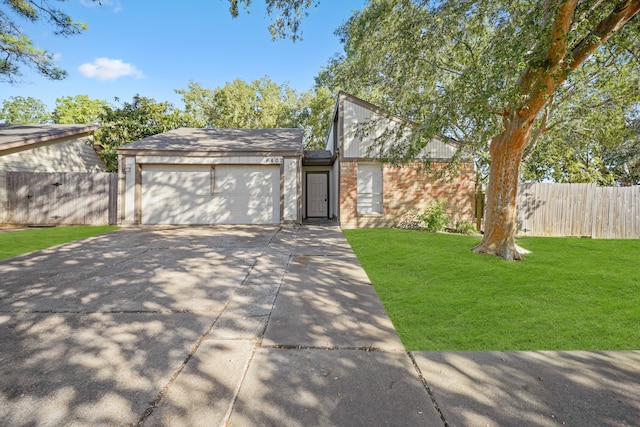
top-left (135, 155), bottom-right (283, 165)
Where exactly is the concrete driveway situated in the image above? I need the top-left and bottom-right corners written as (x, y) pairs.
top-left (0, 225), bottom-right (440, 426)
top-left (2, 224), bottom-right (639, 427)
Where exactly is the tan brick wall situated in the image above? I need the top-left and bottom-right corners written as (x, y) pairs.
top-left (339, 161), bottom-right (359, 227)
top-left (339, 160), bottom-right (476, 229)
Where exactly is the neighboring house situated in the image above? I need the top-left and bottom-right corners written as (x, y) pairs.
top-left (303, 92), bottom-right (475, 229)
top-left (116, 92), bottom-right (475, 227)
top-left (0, 124), bottom-right (105, 223)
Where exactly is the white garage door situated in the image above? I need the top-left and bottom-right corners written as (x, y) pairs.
top-left (141, 164), bottom-right (280, 224)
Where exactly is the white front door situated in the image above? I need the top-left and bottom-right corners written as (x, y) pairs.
top-left (307, 173), bottom-right (328, 217)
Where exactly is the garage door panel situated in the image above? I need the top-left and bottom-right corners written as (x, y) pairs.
top-left (215, 168), bottom-right (277, 194)
top-left (145, 197), bottom-right (212, 224)
top-left (141, 164), bottom-right (279, 225)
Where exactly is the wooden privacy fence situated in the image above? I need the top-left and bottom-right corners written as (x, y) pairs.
top-left (516, 183), bottom-right (640, 239)
top-left (6, 172), bottom-right (117, 225)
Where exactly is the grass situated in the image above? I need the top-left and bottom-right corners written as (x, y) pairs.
top-left (0, 225), bottom-right (119, 261)
top-left (344, 228), bottom-right (640, 351)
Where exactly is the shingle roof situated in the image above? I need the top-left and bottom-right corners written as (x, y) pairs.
top-left (303, 149), bottom-right (334, 166)
top-left (0, 124), bottom-right (99, 152)
top-left (118, 128), bottom-right (304, 154)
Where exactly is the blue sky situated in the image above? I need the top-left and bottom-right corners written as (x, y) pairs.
top-left (2, 1), bottom-right (365, 110)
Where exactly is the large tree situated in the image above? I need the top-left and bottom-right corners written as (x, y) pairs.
top-left (1, 0), bottom-right (88, 82)
top-left (52, 95), bottom-right (111, 124)
top-left (227, 0), bottom-right (318, 40)
top-left (95, 95), bottom-right (199, 172)
top-left (176, 77), bottom-right (303, 129)
top-left (0, 95), bottom-right (51, 123)
top-left (176, 77), bottom-right (334, 148)
top-left (315, 0), bottom-right (640, 260)
top-left (520, 53), bottom-right (640, 185)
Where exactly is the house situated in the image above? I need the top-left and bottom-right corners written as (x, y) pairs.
top-left (303, 92), bottom-right (475, 229)
top-left (117, 128), bottom-right (303, 225)
top-left (0, 124), bottom-right (105, 223)
top-left (116, 92), bottom-right (475, 227)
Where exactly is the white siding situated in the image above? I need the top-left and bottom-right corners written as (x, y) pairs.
top-left (423, 138), bottom-right (458, 159)
top-left (283, 158), bottom-right (298, 221)
top-left (135, 155), bottom-right (284, 165)
top-left (0, 136), bottom-right (104, 173)
top-left (343, 99), bottom-right (387, 158)
top-left (325, 121), bottom-right (336, 154)
top-left (342, 98), bottom-right (457, 160)
top-left (124, 157), bottom-right (136, 222)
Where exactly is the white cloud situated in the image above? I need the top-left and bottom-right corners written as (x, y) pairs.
top-left (78, 57), bottom-right (145, 81)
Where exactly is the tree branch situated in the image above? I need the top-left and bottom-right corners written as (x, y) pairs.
top-left (569, 0), bottom-right (640, 71)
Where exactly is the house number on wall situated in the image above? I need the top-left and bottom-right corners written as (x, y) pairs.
top-left (263, 157), bottom-right (283, 164)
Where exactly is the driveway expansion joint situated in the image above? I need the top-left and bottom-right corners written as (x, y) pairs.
top-left (407, 351), bottom-right (449, 427)
top-left (258, 344), bottom-right (402, 352)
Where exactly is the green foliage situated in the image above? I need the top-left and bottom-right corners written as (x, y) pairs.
top-left (95, 95), bottom-right (199, 172)
top-left (227, 0), bottom-right (319, 40)
top-left (176, 77), bottom-right (302, 129)
top-left (395, 209), bottom-right (424, 230)
top-left (418, 200), bottom-right (451, 233)
top-left (0, 226), bottom-right (118, 260)
top-left (317, 1), bottom-right (640, 185)
top-left (1, 0), bottom-right (89, 82)
top-left (345, 229), bottom-right (640, 350)
top-left (52, 95), bottom-right (111, 124)
top-left (176, 78), bottom-right (334, 149)
top-left (0, 96), bottom-right (51, 123)
top-left (455, 220), bottom-right (478, 235)
top-left (298, 86), bottom-right (335, 149)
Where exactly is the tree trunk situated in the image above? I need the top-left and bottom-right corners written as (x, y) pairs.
top-left (473, 118), bottom-right (531, 260)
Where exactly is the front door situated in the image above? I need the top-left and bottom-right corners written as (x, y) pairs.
top-left (306, 172), bottom-right (328, 217)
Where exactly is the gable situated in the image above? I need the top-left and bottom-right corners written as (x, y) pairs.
top-left (338, 93), bottom-right (459, 161)
top-left (0, 124), bottom-right (104, 172)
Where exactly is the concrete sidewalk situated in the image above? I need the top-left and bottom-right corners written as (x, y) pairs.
top-left (1, 224), bottom-right (639, 426)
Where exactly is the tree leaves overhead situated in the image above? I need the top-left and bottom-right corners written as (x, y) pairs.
top-left (227, 0), bottom-right (319, 40)
top-left (0, 0), bottom-right (89, 82)
top-left (317, 0), bottom-right (640, 184)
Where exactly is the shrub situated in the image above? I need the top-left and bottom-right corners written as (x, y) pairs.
top-left (396, 209), bottom-right (424, 230)
top-left (455, 220), bottom-right (478, 235)
top-left (419, 200), bottom-right (451, 232)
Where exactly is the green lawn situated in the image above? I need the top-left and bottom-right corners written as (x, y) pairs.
top-left (344, 228), bottom-right (640, 351)
top-left (0, 226), bottom-right (119, 261)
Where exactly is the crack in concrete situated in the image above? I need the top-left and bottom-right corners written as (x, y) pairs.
top-left (137, 226), bottom-right (288, 426)
top-left (259, 344), bottom-right (388, 352)
top-left (222, 225), bottom-right (299, 426)
top-left (0, 309), bottom-right (218, 314)
top-left (407, 351), bottom-right (449, 427)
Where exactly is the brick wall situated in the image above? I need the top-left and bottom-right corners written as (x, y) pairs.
top-left (339, 160), bottom-right (476, 229)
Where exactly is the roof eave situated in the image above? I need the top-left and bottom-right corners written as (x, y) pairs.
top-left (116, 148), bottom-right (303, 157)
top-left (0, 125), bottom-right (100, 153)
